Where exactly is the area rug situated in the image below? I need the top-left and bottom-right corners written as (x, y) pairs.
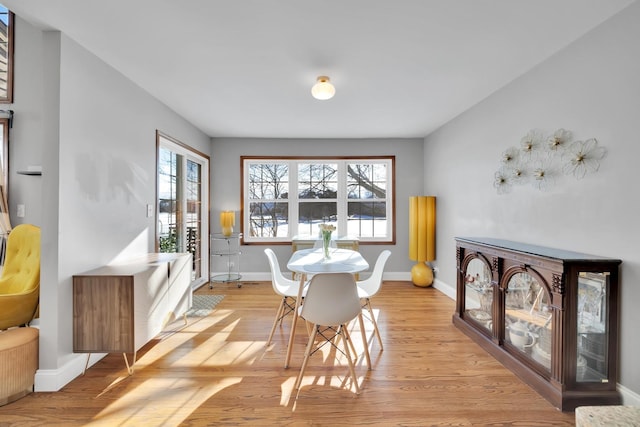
top-left (185, 294), bottom-right (225, 317)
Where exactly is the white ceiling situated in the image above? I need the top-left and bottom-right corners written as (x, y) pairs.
top-left (3, 0), bottom-right (636, 139)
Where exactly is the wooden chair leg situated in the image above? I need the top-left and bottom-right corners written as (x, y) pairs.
top-left (339, 324), bottom-right (360, 394)
top-left (295, 326), bottom-right (318, 391)
top-left (266, 299), bottom-right (285, 346)
top-left (357, 313), bottom-right (372, 369)
top-left (365, 299), bottom-right (384, 351)
top-left (342, 326), bottom-right (358, 362)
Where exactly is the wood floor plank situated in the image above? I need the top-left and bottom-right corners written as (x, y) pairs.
top-left (0, 281), bottom-right (576, 426)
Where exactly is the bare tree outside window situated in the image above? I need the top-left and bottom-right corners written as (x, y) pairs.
top-left (243, 157), bottom-right (394, 243)
top-left (248, 163), bottom-right (289, 238)
top-left (297, 163), bottom-right (338, 235)
top-left (347, 163), bottom-right (387, 237)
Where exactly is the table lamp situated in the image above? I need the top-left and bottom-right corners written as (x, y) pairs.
top-left (220, 211), bottom-right (235, 237)
top-left (409, 196), bottom-right (436, 287)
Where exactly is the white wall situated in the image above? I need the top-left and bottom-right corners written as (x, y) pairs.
top-left (210, 137), bottom-right (423, 279)
top-left (9, 15), bottom-right (45, 227)
top-left (9, 19), bottom-right (211, 390)
top-left (424, 3), bottom-right (640, 400)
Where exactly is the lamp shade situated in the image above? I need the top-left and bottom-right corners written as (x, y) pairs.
top-left (311, 76), bottom-right (335, 100)
top-left (220, 211), bottom-right (235, 237)
top-left (409, 196), bottom-right (436, 287)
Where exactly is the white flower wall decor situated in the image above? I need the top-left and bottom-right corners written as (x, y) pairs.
top-left (493, 128), bottom-right (607, 194)
top-left (561, 138), bottom-right (607, 179)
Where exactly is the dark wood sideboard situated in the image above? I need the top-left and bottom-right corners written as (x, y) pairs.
top-left (453, 237), bottom-right (621, 411)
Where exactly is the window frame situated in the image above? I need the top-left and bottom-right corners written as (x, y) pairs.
top-left (241, 155), bottom-right (395, 245)
top-left (0, 117), bottom-right (8, 190)
top-left (0, 6), bottom-right (14, 104)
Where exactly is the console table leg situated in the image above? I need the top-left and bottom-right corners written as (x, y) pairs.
top-left (123, 352), bottom-right (137, 375)
top-left (82, 353), bottom-right (91, 375)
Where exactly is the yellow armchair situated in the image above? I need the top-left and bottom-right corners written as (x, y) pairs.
top-left (0, 224), bottom-right (41, 330)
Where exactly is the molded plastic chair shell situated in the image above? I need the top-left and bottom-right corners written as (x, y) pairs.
top-left (264, 248), bottom-right (306, 346)
top-left (0, 224), bottom-right (41, 330)
top-left (295, 272), bottom-right (365, 394)
top-left (357, 250), bottom-right (391, 350)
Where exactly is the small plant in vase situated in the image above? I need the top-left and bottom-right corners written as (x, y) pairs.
top-left (318, 223), bottom-right (336, 260)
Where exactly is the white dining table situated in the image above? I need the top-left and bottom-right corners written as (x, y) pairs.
top-left (285, 247), bottom-right (370, 369)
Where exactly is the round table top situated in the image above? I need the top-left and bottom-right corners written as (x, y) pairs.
top-left (287, 247), bottom-right (369, 275)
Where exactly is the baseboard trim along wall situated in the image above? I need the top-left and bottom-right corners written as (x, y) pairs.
top-left (35, 353), bottom-right (105, 392)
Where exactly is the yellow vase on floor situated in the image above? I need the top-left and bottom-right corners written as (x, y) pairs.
top-left (411, 261), bottom-right (434, 287)
top-left (409, 196), bottom-right (436, 287)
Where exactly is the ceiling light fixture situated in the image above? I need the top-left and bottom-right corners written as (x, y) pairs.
top-left (311, 76), bottom-right (335, 100)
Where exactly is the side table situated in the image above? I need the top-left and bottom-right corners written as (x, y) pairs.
top-left (210, 233), bottom-right (242, 288)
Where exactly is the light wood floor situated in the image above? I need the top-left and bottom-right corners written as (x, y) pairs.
top-left (0, 281), bottom-right (575, 426)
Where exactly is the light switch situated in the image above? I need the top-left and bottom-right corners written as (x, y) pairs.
top-left (17, 204), bottom-right (25, 218)
top-left (146, 204), bottom-right (153, 218)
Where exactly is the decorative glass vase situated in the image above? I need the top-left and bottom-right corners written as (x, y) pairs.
top-left (322, 230), bottom-right (332, 260)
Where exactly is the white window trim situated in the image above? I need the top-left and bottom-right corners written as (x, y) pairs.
top-left (242, 156), bottom-right (394, 244)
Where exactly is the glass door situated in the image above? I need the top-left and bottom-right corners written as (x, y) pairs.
top-left (463, 257), bottom-right (493, 333)
top-left (157, 132), bottom-right (209, 288)
top-left (504, 271), bottom-right (552, 371)
top-left (576, 272), bottom-right (609, 383)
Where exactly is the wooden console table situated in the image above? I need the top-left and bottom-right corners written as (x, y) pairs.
top-left (73, 253), bottom-right (192, 374)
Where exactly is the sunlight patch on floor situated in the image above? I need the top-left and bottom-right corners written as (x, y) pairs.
top-left (132, 310), bottom-right (237, 370)
top-left (89, 377), bottom-right (242, 426)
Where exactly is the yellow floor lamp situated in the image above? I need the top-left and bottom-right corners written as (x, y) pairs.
top-left (409, 196), bottom-right (436, 287)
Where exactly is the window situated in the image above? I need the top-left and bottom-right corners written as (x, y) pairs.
top-left (157, 132), bottom-right (210, 288)
top-left (0, 4), bottom-right (13, 103)
top-left (242, 156), bottom-right (394, 244)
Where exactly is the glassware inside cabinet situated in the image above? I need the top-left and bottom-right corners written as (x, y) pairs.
top-left (504, 272), bottom-right (552, 371)
top-left (577, 272), bottom-right (609, 383)
top-left (464, 258), bottom-right (493, 333)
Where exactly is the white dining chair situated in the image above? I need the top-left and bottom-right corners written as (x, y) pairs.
top-left (357, 250), bottom-right (391, 351)
top-left (264, 248), bottom-right (307, 346)
top-left (294, 272), bottom-right (365, 394)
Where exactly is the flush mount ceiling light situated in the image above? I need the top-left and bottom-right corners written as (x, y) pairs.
top-left (311, 76), bottom-right (335, 100)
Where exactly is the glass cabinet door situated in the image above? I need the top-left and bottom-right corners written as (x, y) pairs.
top-left (464, 258), bottom-right (493, 333)
top-left (504, 272), bottom-right (552, 371)
top-left (577, 272), bottom-right (609, 383)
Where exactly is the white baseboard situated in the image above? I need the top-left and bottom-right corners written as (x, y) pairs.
top-left (619, 383), bottom-right (640, 406)
top-left (35, 353), bottom-right (105, 392)
top-left (433, 278), bottom-right (456, 300)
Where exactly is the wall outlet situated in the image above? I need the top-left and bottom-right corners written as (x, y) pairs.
top-left (146, 204), bottom-right (153, 218)
top-left (17, 204), bottom-right (25, 218)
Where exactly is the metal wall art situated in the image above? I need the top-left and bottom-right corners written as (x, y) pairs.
top-left (493, 128), bottom-right (607, 194)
